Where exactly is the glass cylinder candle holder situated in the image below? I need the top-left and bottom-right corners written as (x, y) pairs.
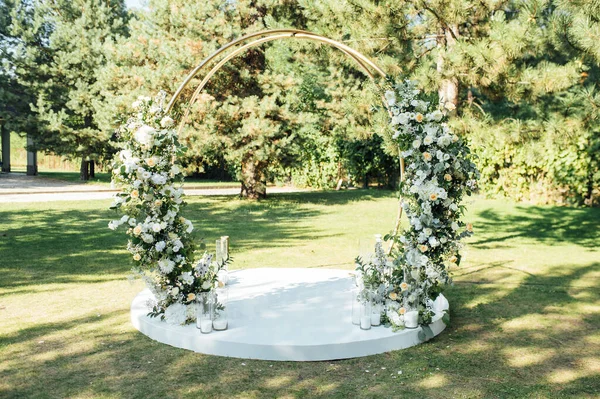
top-left (196, 291), bottom-right (214, 334)
top-left (216, 238), bottom-right (229, 285)
top-left (404, 309), bottom-right (419, 329)
top-left (371, 302), bottom-right (383, 327)
top-left (213, 285), bottom-right (228, 331)
top-left (360, 297), bottom-right (372, 330)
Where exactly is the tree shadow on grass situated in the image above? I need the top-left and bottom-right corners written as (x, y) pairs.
top-left (0, 190), bottom-right (394, 290)
top-left (472, 204), bottom-right (600, 249)
top-left (2, 263), bottom-right (598, 398)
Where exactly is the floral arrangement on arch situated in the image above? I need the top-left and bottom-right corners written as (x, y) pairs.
top-left (108, 92), bottom-right (227, 325)
top-left (357, 79), bottom-right (479, 330)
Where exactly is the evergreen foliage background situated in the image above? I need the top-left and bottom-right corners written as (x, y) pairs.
top-left (1, 0), bottom-right (598, 204)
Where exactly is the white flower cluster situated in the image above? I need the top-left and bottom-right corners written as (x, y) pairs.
top-left (109, 92), bottom-right (226, 325)
top-left (376, 80), bottom-right (479, 329)
top-left (355, 236), bottom-right (393, 303)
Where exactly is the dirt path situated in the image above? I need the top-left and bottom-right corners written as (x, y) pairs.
top-left (0, 173), bottom-right (309, 203)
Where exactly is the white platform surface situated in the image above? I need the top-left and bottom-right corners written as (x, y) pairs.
top-left (131, 268), bottom-right (447, 361)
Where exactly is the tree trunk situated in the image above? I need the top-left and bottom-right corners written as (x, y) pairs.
top-left (239, 157), bottom-right (266, 199)
top-left (437, 24), bottom-right (460, 112)
top-left (89, 160), bottom-right (95, 178)
top-left (80, 158), bottom-right (89, 181)
top-left (26, 134), bottom-right (37, 176)
top-left (1, 124), bottom-right (10, 173)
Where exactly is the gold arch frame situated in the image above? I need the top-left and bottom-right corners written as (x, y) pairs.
top-left (164, 29), bottom-right (387, 134)
top-left (165, 29), bottom-right (404, 251)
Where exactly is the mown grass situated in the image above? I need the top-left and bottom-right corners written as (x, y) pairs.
top-left (0, 190), bottom-right (598, 398)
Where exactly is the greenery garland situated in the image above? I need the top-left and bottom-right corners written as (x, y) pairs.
top-left (109, 92), bottom-right (225, 325)
top-left (386, 79), bottom-right (479, 327)
top-left (356, 80), bottom-right (479, 329)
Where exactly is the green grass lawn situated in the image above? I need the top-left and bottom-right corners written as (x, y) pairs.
top-left (0, 190), bottom-right (598, 398)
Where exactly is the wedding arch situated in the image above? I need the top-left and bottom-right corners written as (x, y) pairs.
top-left (112, 29), bottom-right (478, 360)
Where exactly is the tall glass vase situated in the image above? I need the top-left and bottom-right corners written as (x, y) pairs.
top-left (216, 237), bottom-right (229, 285)
top-left (213, 285), bottom-right (228, 331)
top-left (196, 291), bottom-right (214, 334)
top-left (360, 297), bottom-right (372, 330)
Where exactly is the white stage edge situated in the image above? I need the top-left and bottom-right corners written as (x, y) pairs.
top-left (131, 268), bottom-right (447, 361)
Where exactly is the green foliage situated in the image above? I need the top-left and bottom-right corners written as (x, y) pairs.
top-left (0, 0), bottom-right (39, 138)
top-left (3, 0), bottom-right (599, 203)
top-left (405, 0), bottom-right (600, 205)
top-left (6, 0), bottom-right (130, 175)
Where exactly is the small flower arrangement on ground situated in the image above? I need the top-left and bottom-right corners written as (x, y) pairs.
top-left (108, 92), bottom-right (229, 325)
top-left (354, 236), bottom-right (391, 311)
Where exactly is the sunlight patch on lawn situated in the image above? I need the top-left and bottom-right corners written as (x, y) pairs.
top-left (263, 375), bottom-right (294, 388)
top-left (547, 368), bottom-right (581, 384)
top-left (503, 347), bottom-right (555, 367)
top-left (461, 287), bottom-right (515, 309)
top-left (501, 314), bottom-right (554, 331)
top-left (418, 373), bottom-right (448, 388)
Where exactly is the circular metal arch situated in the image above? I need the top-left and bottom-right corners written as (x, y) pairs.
top-left (164, 29), bottom-right (388, 135)
top-left (165, 29), bottom-right (387, 112)
top-left (165, 29), bottom-right (404, 253)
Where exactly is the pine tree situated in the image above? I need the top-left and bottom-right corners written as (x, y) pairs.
top-left (99, 0), bottom-right (386, 197)
top-left (307, 0), bottom-right (594, 204)
top-left (1, 0), bottom-right (41, 172)
top-left (8, 0), bottom-right (129, 179)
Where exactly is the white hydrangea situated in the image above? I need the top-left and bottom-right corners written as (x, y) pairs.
top-left (164, 303), bottom-right (188, 325)
top-left (134, 125), bottom-right (155, 146)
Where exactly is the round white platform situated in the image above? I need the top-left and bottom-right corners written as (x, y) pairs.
top-left (131, 268), bottom-right (447, 361)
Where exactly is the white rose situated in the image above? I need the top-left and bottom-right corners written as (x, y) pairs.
top-left (142, 234), bottom-right (154, 243)
top-left (384, 90), bottom-right (396, 106)
top-left (437, 135), bottom-right (452, 147)
top-left (428, 236), bottom-right (439, 247)
top-left (397, 113), bottom-right (410, 125)
top-left (160, 116), bottom-right (175, 128)
top-left (451, 222), bottom-right (459, 231)
top-left (152, 223), bottom-right (162, 233)
top-left (430, 110), bottom-right (444, 122)
top-left (412, 139), bottom-right (421, 149)
top-left (201, 281), bottom-right (212, 290)
top-left (424, 136), bottom-right (433, 145)
top-left (180, 272), bottom-right (194, 285)
top-left (185, 220), bottom-right (194, 234)
top-left (151, 174), bottom-right (167, 185)
top-left (155, 241), bottom-right (166, 252)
